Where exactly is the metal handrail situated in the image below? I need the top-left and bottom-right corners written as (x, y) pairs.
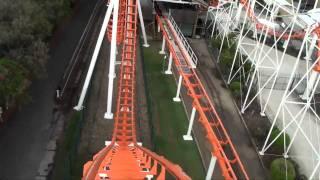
top-left (168, 14), bottom-right (198, 68)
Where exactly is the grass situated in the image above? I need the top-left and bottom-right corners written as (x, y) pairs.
top-left (142, 40), bottom-right (205, 179)
top-left (51, 111), bottom-right (83, 180)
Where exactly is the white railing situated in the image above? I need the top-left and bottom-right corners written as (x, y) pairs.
top-left (168, 14), bottom-right (198, 68)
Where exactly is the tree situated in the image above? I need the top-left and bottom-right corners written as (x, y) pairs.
top-left (0, 58), bottom-right (29, 107)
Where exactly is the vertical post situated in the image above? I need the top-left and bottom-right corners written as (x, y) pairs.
top-left (250, 0), bottom-right (256, 10)
top-left (173, 75), bottom-right (183, 102)
top-left (74, 2), bottom-right (114, 111)
top-left (165, 52), bottom-right (173, 74)
top-left (104, 0), bottom-right (119, 119)
top-left (205, 155), bottom-right (217, 180)
top-left (282, 39), bottom-right (289, 49)
top-left (301, 70), bottom-right (319, 100)
top-left (304, 34), bottom-right (317, 60)
top-left (159, 36), bottom-right (166, 54)
top-left (145, 175), bottom-right (153, 180)
top-left (192, 11), bottom-right (199, 38)
top-left (137, 0), bottom-right (150, 47)
top-left (235, 4), bottom-right (243, 26)
top-left (183, 107), bottom-right (196, 141)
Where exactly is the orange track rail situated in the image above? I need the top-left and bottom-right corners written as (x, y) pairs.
top-left (107, 0), bottom-right (126, 44)
top-left (156, 14), bottom-right (249, 180)
top-left (82, 1), bottom-right (190, 179)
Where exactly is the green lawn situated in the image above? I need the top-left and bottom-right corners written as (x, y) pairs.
top-left (142, 40), bottom-right (205, 179)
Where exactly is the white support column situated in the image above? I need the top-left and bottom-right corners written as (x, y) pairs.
top-left (165, 52), bottom-right (173, 74)
top-left (183, 107), bottom-right (196, 141)
top-left (301, 70), bottom-right (319, 100)
top-left (304, 34), bottom-right (318, 60)
top-left (104, 0), bottom-right (119, 119)
top-left (235, 4), bottom-right (244, 26)
top-left (159, 36), bottom-right (166, 54)
top-left (173, 75), bottom-right (183, 102)
top-left (74, 2), bottom-right (114, 111)
top-left (205, 155), bottom-right (217, 180)
top-left (250, 0), bottom-right (256, 10)
top-left (137, 0), bottom-right (149, 47)
top-left (282, 39), bottom-right (289, 49)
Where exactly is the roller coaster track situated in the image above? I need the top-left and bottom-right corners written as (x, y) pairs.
top-left (82, 1), bottom-right (190, 179)
top-left (210, 0), bottom-right (320, 65)
top-left (156, 13), bottom-right (249, 179)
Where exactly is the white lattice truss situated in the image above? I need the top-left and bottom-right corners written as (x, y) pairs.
top-left (206, 0), bottom-right (320, 178)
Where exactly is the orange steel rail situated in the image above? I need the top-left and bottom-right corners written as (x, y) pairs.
top-left (156, 14), bottom-right (249, 180)
top-left (107, 0), bottom-right (126, 44)
top-left (82, 1), bottom-right (190, 179)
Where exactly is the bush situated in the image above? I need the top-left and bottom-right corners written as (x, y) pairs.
top-left (230, 81), bottom-right (241, 96)
top-left (0, 58), bottom-right (29, 106)
top-left (211, 38), bottom-right (221, 49)
top-left (220, 50), bottom-right (234, 67)
top-left (270, 158), bottom-right (296, 180)
top-left (270, 127), bottom-right (291, 150)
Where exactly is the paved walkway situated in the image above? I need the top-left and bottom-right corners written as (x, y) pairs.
top-left (189, 38), bottom-right (268, 179)
top-left (0, 0), bottom-right (98, 179)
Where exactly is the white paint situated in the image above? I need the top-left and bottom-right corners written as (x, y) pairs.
top-left (74, 2), bottom-right (114, 111)
top-left (205, 155), bottom-right (217, 180)
top-left (173, 75), bottom-right (183, 102)
top-left (165, 52), bottom-right (173, 74)
top-left (183, 107), bottom-right (196, 141)
top-left (104, 0), bottom-right (120, 119)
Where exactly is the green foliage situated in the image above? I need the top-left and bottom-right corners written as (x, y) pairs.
top-left (220, 50), bottom-right (234, 67)
top-left (0, 0), bottom-right (73, 108)
top-left (142, 41), bottom-right (205, 179)
top-left (51, 111), bottom-right (82, 180)
top-left (270, 127), bottom-right (291, 150)
top-left (211, 37), bottom-right (222, 49)
top-left (270, 158), bottom-right (296, 180)
top-left (230, 81), bottom-right (241, 96)
top-left (0, 0), bottom-right (73, 78)
top-left (64, 112), bottom-right (82, 150)
top-left (0, 58), bottom-right (29, 106)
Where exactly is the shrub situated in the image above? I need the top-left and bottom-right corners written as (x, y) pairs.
top-left (230, 81), bottom-right (241, 96)
top-left (270, 127), bottom-right (291, 150)
top-left (211, 38), bottom-right (221, 49)
top-left (270, 158), bottom-right (296, 180)
top-left (220, 50), bottom-right (234, 67)
top-left (0, 58), bottom-right (29, 106)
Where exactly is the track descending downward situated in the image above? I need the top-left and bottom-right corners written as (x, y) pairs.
top-left (82, 1), bottom-right (190, 179)
top-left (156, 13), bottom-right (249, 179)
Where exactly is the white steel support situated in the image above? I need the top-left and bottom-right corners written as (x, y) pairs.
top-left (173, 75), bottom-right (183, 102)
top-left (159, 36), bottom-right (166, 54)
top-left (210, 0), bottom-right (320, 177)
top-left (165, 52), bottom-right (173, 74)
top-left (301, 70), bottom-right (319, 100)
top-left (74, 2), bottom-right (114, 111)
top-left (235, 4), bottom-right (244, 26)
top-left (205, 155), bottom-right (217, 180)
top-left (137, 0), bottom-right (149, 47)
top-left (305, 34), bottom-right (318, 60)
top-left (183, 107), bottom-right (196, 141)
top-left (104, 0), bottom-right (119, 119)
